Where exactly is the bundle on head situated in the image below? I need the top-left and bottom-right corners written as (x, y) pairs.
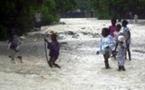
top-left (50, 32), bottom-right (57, 41)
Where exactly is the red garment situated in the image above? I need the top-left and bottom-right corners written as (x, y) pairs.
top-left (109, 25), bottom-right (117, 37)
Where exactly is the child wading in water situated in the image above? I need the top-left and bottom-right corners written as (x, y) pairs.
top-left (97, 28), bottom-right (114, 69)
top-left (44, 32), bottom-right (61, 68)
top-left (112, 24), bottom-right (122, 59)
top-left (109, 18), bottom-right (117, 37)
top-left (8, 34), bottom-right (22, 63)
top-left (121, 20), bottom-right (131, 60)
top-left (109, 18), bottom-right (118, 59)
top-left (115, 35), bottom-right (126, 71)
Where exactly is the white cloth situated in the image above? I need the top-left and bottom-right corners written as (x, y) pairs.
top-left (120, 27), bottom-right (131, 44)
top-left (117, 43), bottom-right (126, 66)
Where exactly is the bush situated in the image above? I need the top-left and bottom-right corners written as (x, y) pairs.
top-left (0, 25), bottom-right (7, 40)
top-left (0, 0), bottom-right (77, 40)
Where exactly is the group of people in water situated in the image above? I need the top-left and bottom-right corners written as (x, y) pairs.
top-left (7, 18), bottom-right (132, 71)
top-left (97, 19), bottom-right (131, 71)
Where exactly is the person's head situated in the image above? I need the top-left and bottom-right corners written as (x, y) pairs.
top-left (116, 24), bottom-right (122, 32)
top-left (111, 18), bottom-right (117, 26)
top-left (101, 28), bottom-right (110, 37)
top-left (50, 32), bottom-right (57, 41)
top-left (122, 20), bottom-right (128, 27)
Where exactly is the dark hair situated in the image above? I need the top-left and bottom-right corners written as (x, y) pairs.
top-left (116, 24), bottom-right (122, 31)
top-left (51, 33), bottom-right (57, 41)
top-left (101, 28), bottom-right (110, 37)
top-left (122, 20), bottom-right (128, 27)
top-left (111, 18), bottom-right (117, 25)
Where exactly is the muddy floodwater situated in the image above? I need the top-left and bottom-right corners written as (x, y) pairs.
top-left (0, 18), bottom-right (145, 90)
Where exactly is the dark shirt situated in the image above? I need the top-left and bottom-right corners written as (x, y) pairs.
top-left (47, 41), bottom-right (60, 57)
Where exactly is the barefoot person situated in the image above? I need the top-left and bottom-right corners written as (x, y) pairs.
top-left (121, 20), bottom-right (132, 60)
top-left (8, 34), bottom-right (22, 63)
top-left (109, 18), bottom-right (118, 59)
top-left (44, 32), bottom-right (61, 68)
top-left (97, 28), bottom-right (114, 69)
top-left (115, 35), bottom-right (127, 71)
top-left (134, 14), bottom-right (138, 23)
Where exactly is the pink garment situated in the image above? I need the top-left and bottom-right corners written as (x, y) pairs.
top-left (109, 25), bottom-right (117, 37)
top-left (114, 31), bottom-right (120, 40)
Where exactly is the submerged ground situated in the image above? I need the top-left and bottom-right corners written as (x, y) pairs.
top-left (0, 18), bottom-right (145, 90)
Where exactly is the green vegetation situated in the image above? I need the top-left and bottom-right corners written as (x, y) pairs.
top-left (0, 0), bottom-right (145, 40)
top-left (91, 0), bottom-right (145, 19)
top-left (0, 0), bottom-right (76, 40)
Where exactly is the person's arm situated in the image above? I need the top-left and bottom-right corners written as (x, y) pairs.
top-left (44, 38), bottom-right (48, 43)
top-left (128, 30), bottom-right (131, 40)
top-left (114, 41), bottom-right (118, 51)
top-left (44, 35), bottom-right (51, 49)
top-left (96, 38), bottom-right (102, 54)
top-left (8, 42), bottom-right (11, 49)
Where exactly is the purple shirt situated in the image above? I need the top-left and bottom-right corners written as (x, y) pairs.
top-left (47, 41), bottom-right (60, 57)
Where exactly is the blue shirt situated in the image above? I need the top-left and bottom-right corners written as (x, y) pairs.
top-left (99, 35), bottom-right (114, 54)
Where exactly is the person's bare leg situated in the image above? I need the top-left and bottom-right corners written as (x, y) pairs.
top-left (122, 66), bottom-right (126, 71)
top-left (127, 48), bottom-right (131, 61)
top-left (104, 54), bottom-right (110, 69)
top-left (11, 50), bottom-right (16, 64)
top-left (52, 57), bottom-right (61, 68)
top-left (48, 57), bottom-right (53, 68)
